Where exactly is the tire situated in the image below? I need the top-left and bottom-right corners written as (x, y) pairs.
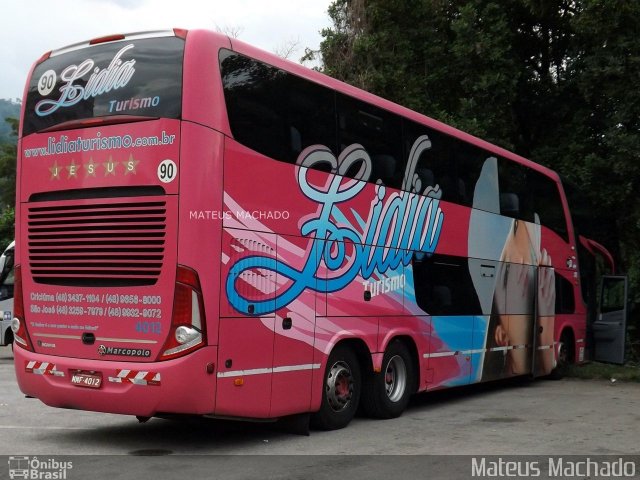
top-left (362, 340), bottom-right (414, 419)
top-left (311, 345), bottom-right (361, 431)
top-left (548, 333), bottom-right (573, 380)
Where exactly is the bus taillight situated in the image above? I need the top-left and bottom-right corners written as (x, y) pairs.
top-left (173, 28), bottom-right (188, 39)
top-left (89, 34), bottom-right (126, 45)
top-left (11, 265), bottom-right (33, 351)
top-left (159, 265), bottom-right (206, 360)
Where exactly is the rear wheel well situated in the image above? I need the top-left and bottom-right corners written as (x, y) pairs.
top-left (330, 336), bottom-right (420, 392)
top-left (333, 338), bottom-right (372, 373)
top-left (559, 327), bottom-right (576, 364)
top-left (548, 327), bottom-right (575, 380)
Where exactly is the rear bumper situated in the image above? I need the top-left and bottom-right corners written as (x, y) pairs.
top-left (14, 344), bottom-right (217, 417)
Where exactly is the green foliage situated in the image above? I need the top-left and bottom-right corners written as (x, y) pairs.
top-left (0, 112), bottom-right (17, 248)
top-left (317, 0), bottom-right (640, 321)
top-left (0, 99), bottom-right (20, 143)
top-left (316, 0), bottom-right (578, 150)
top-left (0, 206), bottom-right (14, 252)
top-left (565, 0), bottom-right (640, 309)
top-left (0, 121), bottom-right (17, 208)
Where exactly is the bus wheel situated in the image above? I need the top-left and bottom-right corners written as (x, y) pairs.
top-left (548, 332), bottom-right (574, 380)
top-left (362, 340), bottom-right (414, 419)
top-left (311, 345), bottom-right (361, 430)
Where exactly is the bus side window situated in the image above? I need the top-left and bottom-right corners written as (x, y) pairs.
top-left (416, 168), bottom-right (435, 190)
top-left (412, 254), bottom-right (482, 315)
top-left (451, 140), bottom-right (485, 208)
top-left (404, 123), bottom-right (457, 202)
top-left (555, 273), bottom-right (576, 314)
top-left (337, 94), bottom-right (404, 188)
top-left (498, 159), bottom-right (535, 222)
top-left (220, 52), bottom-right (286, 161)
top-left (529, 170), bottom-right (569, 241)
top-left (220, 50), bottom-right (337, 165)
top-left (371, 154), bottom-right (399, 186)
top-left (285, 74), bottom-right (337, 162)
top-left (500, 192), bottom-right (520, 219)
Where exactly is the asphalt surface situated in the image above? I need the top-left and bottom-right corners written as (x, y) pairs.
top-left (1, 344), bottom-right (639, 479)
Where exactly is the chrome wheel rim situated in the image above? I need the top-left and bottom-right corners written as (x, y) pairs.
top-left (325, 361), bottom-right (354, 412)
top-left (557, 342), bottom-right (568, 366)
top-left (385, 355), bottom-right (407, 403)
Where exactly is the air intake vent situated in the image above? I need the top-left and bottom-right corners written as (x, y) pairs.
top-left (27, 199), bottom-right (166, 286)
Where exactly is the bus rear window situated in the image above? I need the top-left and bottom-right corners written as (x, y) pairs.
top-left (23, 36), bottom-right (184, 135)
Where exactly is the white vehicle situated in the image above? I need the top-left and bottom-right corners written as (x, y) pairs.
top-left (0, 241), bottom-right (15, 347)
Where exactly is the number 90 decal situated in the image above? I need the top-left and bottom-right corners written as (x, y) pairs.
top-left (38, 69), bottom-right (57, 96)
top-left (157, 159), bottom-right (177, 183)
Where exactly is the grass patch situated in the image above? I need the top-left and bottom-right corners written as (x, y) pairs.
top-left (566, 362), bottom-right (640, 382)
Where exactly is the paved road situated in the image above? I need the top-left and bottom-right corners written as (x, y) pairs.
top-left (3, 344), bottom-right (640, 479)
top-left (1, 344), bottom-right (639, 458)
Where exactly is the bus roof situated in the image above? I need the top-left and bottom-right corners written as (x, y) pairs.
top-left (25, 27), bottom-right (560, 183)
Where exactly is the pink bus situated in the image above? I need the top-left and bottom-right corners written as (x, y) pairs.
top-left (13, 29), bottom-right (617, 430)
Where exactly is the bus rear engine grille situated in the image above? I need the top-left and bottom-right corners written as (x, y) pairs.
top-left (27, 201), bottom-right (166, 287)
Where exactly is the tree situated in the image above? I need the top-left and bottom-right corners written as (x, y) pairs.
top-left (315, 0), bottom-right (640, 316)
top-left (314, 0), bottom-right (580, 150)
top-left (561, 0), bottom-right (640, 305)
top-left (214, 24), bottom-right (244, 39)
top-left (0, 99), bottom-right (21, 143)
top-left (0, 117), bottom-right (17, 250)
top-left (0, 117), bottom-right (18, 206)
top-left (274, 38), bottom-right (301, 60)
top-left (0, 206), bottom-right (13, 251)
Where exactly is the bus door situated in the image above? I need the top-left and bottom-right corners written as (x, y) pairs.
top-left (531, 265), bottom-right (557, 377)
top-left (496, 259), bottom-right (537, 379)
top-left (593, 275), bottom-right (628, 364)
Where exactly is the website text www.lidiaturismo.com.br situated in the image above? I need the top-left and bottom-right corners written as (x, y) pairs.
top-left (23, 131), bottom-right (176, 158)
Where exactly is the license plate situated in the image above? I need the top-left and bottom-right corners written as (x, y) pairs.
top-left (70, 372), bottom-right (102, 389)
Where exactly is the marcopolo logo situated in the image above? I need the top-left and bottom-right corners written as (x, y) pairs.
top-left (97, 344), bottom-right (151, 358)
top-left (8, 456), bottom-right (72, 479)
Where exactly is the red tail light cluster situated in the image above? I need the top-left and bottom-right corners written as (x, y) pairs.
top-left (11, 265), bottom-right (33, 351)
top-left (89, 34), bottom-right (126, 45)
top-left (158, 265), bottom-right (206, 360)
top-left (173, 28), bottom-right (188, 39)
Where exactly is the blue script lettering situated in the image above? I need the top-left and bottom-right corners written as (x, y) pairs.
top-left (226, 138), bottom-right (444, 315)
top-left (36, 44), bottom-right (136, 117)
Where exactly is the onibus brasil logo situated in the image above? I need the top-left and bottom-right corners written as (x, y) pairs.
top-left (8, 456), bottom-right (73, 479)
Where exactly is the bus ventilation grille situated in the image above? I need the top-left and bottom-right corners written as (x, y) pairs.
top-left (27, 200), bottom-right (166, 286)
